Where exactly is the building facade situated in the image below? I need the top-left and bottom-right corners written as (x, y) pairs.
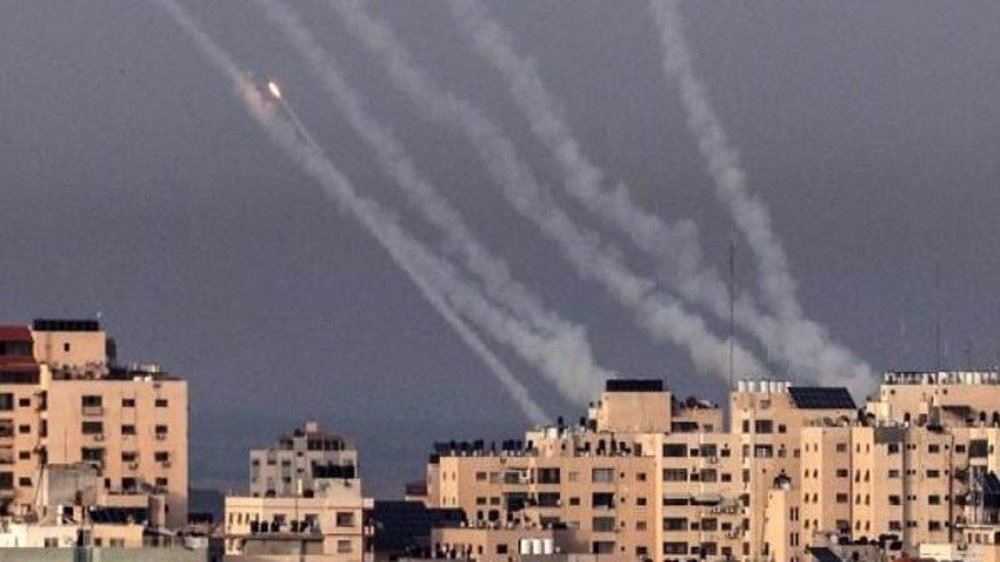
top-left (422, 374), bottom-right (1000, 562)
top-left (0, 319), bottom-right (189, 529)
top-left (225, 422), bottom-right (373, 562)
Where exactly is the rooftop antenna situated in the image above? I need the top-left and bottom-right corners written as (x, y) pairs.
top-left (728, 237), bottom-right (735, 390)
top-left (935, 261), bottom-right (942, 371)
top-left (897, 312), bottom-right (906, 369)
top-left (964, 338), bottom-right (974, 370)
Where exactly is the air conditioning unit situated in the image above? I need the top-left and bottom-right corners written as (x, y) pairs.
top-left (94, 434), bottom-right (105, 442)
top-left (155, 433), bottom-right (167, 441)
top-left (128, 462), bottom-right (139, 470)
top-left (163, 460), bottom-right (172, 468)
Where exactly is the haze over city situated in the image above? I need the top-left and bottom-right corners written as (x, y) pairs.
top-left (1, 0), bottom-right (998, 498)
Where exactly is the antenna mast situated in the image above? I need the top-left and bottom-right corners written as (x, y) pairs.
top-left (935, 262), bottom-right (942, 371)
top-left (728, 238), bottom-right (735, 389)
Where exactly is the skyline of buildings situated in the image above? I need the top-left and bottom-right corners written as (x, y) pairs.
top-left (5, 316), bottom-right (1000, 561)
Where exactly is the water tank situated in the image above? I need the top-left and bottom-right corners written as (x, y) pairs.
top-left (531, 538), bottom-right (543, 554)
top-left (737, 380), bottom-right (746, 392)
top-left (519, 539), bottom-right (532, 555)
top-left (542, 538), bottom-right (554, 554)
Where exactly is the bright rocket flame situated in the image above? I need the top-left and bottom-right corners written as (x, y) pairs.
top-left (267, 80), bottom-right (282, 99)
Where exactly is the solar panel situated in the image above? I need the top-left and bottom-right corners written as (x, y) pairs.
top-left (788, 387), bottom-right (856, 410)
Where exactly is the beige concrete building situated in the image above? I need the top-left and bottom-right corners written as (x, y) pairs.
top-left (225, 422), bottom-right (373, 562)
top-left (249, 421), bottom-right (358, 498)
top-left (422, 374), bottom-right (1000, 562)
top-left (423, 379), bottom-right (863, 562)
top-left (0, 319), bottom-right (189, 529)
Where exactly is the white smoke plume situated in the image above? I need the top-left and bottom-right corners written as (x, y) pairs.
top-left (441, 0), bottom-right (872, 396)
top-left (648, 0), bottom-right (873, 395)
top-left (148, 0), bottom-right (550, 425)
top-left (255, 0), bottom-right (610, 405)
top-left (331, 0), bottom-right (766, 381)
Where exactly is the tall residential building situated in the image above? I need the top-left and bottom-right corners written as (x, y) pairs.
top-left (422, 375), bottom-right (1000, 562)
top-left (225, 421), bottom-right (373, 561)
top-left (0, 319), bottom-right (189, 529)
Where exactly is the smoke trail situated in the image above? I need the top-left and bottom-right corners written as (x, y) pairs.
top-left (255, 0), bottom-right (609, 405)
top-left (148, 0), bottom-right (550, 425)
top-left (647, 0), bottom-right (873, 394)
top-left (439, 0), bottom-right (873, 395)
top-left (331, 0), bottom-right (766, 381)
top-left (647, 0), bottom-right (796, 320)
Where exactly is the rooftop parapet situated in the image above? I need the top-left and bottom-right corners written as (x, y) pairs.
top-left (883, 370), bottom-right (1000, 386)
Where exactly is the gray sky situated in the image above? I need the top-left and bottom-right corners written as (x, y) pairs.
top-left (1, 1), bottom-right (998, 496)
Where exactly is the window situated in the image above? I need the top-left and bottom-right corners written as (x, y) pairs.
top-left (338, 540), bottom-right (353, 553)
top-left (927, 470), bottom-right (941, 478)
top-left (81, 448), bottom-right (104, 463)
top-left (336, 512), bottom-right (355, 527)
top-left (155, 399), bottom-right (168, 408)
top-left (663, 518), bottom-right (688, 531)
top-left (888, 469), bottom-right (900, 478)
top-left (122, 451), bottom-right (138, 463)
top-left (592, 492), bottom-right (615, 509)
top-left (121, 424), bottom-right (135, 436)
top-left (741, 420), bottom-right (750, 433)
top-left (537, 492), bottom-right (560, 507)
top-left (496, 544), bottom-right (508, 555)
top-left (836, 469), bottom-right (849, 478)
top-left (662, 444), bottom-right (687, 457)
top-left (81, 395), bottom-right (102, 408)
top-left (889, 495), bottom-right (901, 506)
top-left (662, 496), bottom-right (688, 507)
top-left (18, 451), bottom-right (29, 460)
top-left (928, 495), bottom-right (941, 505)
top-left (122, 398), bottom-right (135, 408)
top-left (155, 425), bottom-right (168, 435)
top-left (592, 517), bottom-right (616, 532)
top-left (537, 467), bottom-right (560, 484)
top-left (81, 421), bottom-right (103, 435)
top-left (155, 477), bottom-right (168, 487)
top-left (836, 494), bottom-right (849, 503)
top-left (754, 420), bottom-right (774, 434)
top-left (18, 477), bottom-right (31, 487)
top-left (0, 394), bottom-right (13, 411)
top-left (122, 478), bottom-right (137, 491)
top-left (109, 538), bottom-right (125, 548)
top-left (154, 451), bottom-right (170, 462)
top-left (663, 542), bottom-right (688, 555)
top-left (636, 496), bottom-right (647, 506)
top-left (17, 398), bottom-right (29, 408)
top-left (17, 424), bottom-right (29, 434)
top-left (569, 497), bottom-right (580, 506)
top-left (836, 443), bottom-right (848, 452)
top-left (662, 469), bottom-right (687, 482)
top-left (475, 471), bottom-right (487, 481)
top-left (592, 468), bottom-right (614, 482)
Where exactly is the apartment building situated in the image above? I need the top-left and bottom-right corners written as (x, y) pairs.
top-left (225, 422), bottom-right (373, 562)
top-left (0, 319), bottom-right (189, 529)
top-left (423, 379), bottom-right (867, 562)
top-left (249, 420), bottom-right (358, 498)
